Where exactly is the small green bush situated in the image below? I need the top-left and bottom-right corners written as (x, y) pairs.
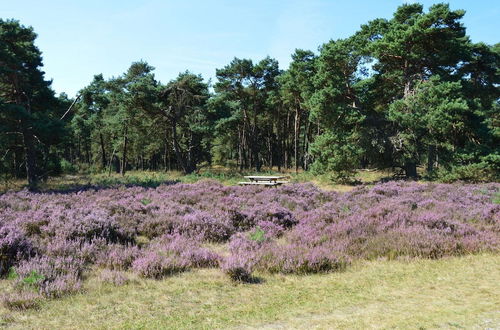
top-left (21, 271), bottom-right (45, 287)
top-left (60, 159), bottom-right (78, 174)
top-left (248, 227), bottom-right (266, 243)
top-left (437, 156), bottom-right (499, 183)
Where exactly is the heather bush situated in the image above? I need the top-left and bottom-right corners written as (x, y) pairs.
top-left (259, 244), bottom-right (350, 274)
top-left (96, 245), bottom-right (140, 270)
top-left (134, 234), bottom-right (221, 276)
top-left (99, 269), bottom-right (129, 286)
top-left (154, 234), bottom-right (221, 267)
top-left (228, 210), bottom-right (254, 231)
top-left (132, 252), bottom-right (188, 279)
top-left (41, 274), bottom-right (82, 298)
top-left (0, 180), bottom-right (497, 294)
top-left (14, 256), bottom-right (84, 298)
top-left (0, 225), bottom-right (33, 277)
top-left (221, 255), bottom-right (253, 282)
top-left (244, 203), bottom-right (298, 229)
top-left (44, 238), bottom-right (106, 264)
top-left (1, 291), bottom-right (43, 311)
top-left (221, 233), bottom-right (268, 281)
top-left (174, 211), bottom-right (233, 242)
top-left (43, 209), bottom-right (132, 244)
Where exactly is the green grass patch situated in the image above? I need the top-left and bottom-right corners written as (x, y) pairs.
top-left (1, 254), bottom-right (498, 329)
top-left (492, 191), bottom-right (500, 204)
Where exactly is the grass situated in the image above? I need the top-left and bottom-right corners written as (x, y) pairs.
top-left (1, 254), bottom-right (499, 329)
top-left (0, 167), bottom-right (399, 193)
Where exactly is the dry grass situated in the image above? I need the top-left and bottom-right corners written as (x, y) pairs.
top-left (1, 254), bottom-right (498, 329)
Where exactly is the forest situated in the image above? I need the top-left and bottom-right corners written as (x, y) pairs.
top-left (1, 3), bottom-right (499, 190)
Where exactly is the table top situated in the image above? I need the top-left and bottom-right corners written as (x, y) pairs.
top-left (244, 175), bottom-right (287, 180)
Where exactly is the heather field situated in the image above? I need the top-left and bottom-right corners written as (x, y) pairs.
top-left (1, 180), bottom-right (499, 328)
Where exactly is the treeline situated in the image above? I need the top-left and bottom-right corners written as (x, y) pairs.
top-left (1, 3), bottom-right (499, 190)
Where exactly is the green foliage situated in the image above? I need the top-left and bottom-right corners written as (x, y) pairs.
top-left (0, 19), bottom-right (66, 189)
top-left (21, 271), bottom-right (45, 287)
top-left (248, 227), bottom-right (266, 243)
top-left (1, 3), bottom-right (498, 184)
top-left (60, 159), bottom-right (77, 174)
top-left (493, 192), bottom-right (500, 205)
top-left (214, 56), bottom-right (282, 171)
top-left (310, 132), bottom-right (363, 183)
top-left (387, 78), bottom-right (469, 169)
top-left (159, 72), bottom-right (212, 174)
top-left (436, 154), bottom-right (500, 183)
top-left (7, 268), bottom-right (18, 280)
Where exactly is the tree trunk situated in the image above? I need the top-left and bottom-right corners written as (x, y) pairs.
top-left (171, 116), bottom-right (189, 173)
top-left (120, 126), bottom-right (128, 176)
top-left (294, 108), bottom-right (301, 173)
top-left (303, 119), bottom-right (310, 171)
top-left (404, 161), bottom-right (418, 179)
top-left (284, 112), bottom-right (290, 169)
top-left (267, 134), bottom-right (272, 169)
top-left (163, 126), bottom-right (169, 171)
top-left (186, 132), bottom-right (196, 174)
top-left (238, 127), bottom-right (244, 171)
top-left (276, 123), bottom-right (282, 172)
top-left (22, 127), bottom-right (38, 191)
top-left (427, 145), bottom-right (436, 173)
top-left (99, 132), bottom-right (107, 169)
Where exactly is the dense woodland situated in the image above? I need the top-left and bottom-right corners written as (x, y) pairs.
top-left (1, 3), bottom-right (498, 190)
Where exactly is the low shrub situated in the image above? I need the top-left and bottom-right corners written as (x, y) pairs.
top-left (436, 154), bottom-right (500, 183)
top-left (0, 180), bottom-right (498, 300)
top-left (174, 211), bottom-right (233, 242)
top-left (14, 256), bottom-right (85, 298)
top-left (99, 269), bottom-right (129, 286)
top-left (221, 256), bottom-right (253, 282)
top-left (260, 245), bottom-right (350, 274)
top-left (131, 252), bottom-right (188, 279)
top-left (96, 245), bottom-right (140, 270)
top-left (0, 225), bottom-right (33, 277)
top-left (1, 291), bottom-right (43, 311)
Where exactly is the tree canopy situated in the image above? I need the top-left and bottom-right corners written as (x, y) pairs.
top-left (1, 3), bottom-right (498, 187)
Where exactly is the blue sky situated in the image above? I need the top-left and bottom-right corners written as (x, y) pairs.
top-left (3, 0), bottom-right (499, 97)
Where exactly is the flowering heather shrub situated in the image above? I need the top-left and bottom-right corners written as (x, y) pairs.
top-left (42, 209), bottom-right (133, 244)
top-left (221, 255), bottom-right (253, 282)
top-left (14, 256), bottom-right (84, 298)
top-left (1, 291), bottom-right (42, 310)
top-left (132, 234), bottom-right (221, 278)
top-left (41, 274), bottom-right (82, 298)
top-left (0, 225), bottom-right (33, 277)
top-left (174, 211), bottom-right (233, 242)
top-left (258, 244), bottom-right (350, 274)
top-left (132, 251), bottom-right (188, 279)
top-left (152, 234), bottom-right (221, 267)
top-left (96, 244), bottom-right (140, 270)
top-left (244, 203), bottom-right (298, 229)
top-left (0, 180), bottom-right (498, 290)
top-left (131, 234), bottom-right (221, 279)
top-left (44, 238), bottom-right (106, 264)
top-left (221, 233), bottom-right (268, 281)
top-left (99, 269), bottom-right (129, 286)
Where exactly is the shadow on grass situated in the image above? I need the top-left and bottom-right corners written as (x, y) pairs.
top-left (34, 178), bottom-right (180, 195)
top-left (235, 276), bottom-right (266, 285)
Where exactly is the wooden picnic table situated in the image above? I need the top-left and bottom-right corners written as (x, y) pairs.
top-left (238, 175), bottom-right (289, 186)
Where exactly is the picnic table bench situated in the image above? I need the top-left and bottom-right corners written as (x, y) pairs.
top-left (238, 175), bottom-right (289, 186)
